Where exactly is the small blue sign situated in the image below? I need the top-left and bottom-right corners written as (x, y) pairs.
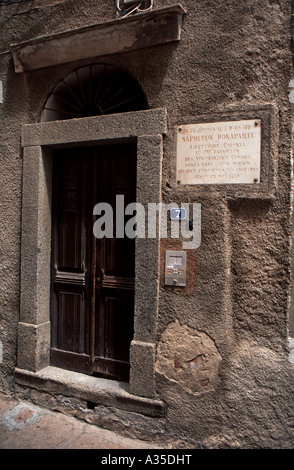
top-left (170, 208), bottom-right (187, 220)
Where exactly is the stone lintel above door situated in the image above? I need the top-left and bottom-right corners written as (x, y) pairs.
top-left (10, 5), bottom-right (186, 73)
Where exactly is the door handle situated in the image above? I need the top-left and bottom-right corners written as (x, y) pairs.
top-left (95, 276), bottom-right (102, 291)
top-left (96, 269), bottom-right (104, 289)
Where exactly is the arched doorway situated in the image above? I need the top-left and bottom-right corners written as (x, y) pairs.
top-left (46, 64), bottom-right (148, 381)
top-left (41, 63), bottom-right (148, 122)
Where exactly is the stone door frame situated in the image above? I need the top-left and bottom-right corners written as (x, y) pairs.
top-left (17, 108), bottom-right (166, 399)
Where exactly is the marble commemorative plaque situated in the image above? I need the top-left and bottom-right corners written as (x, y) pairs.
top-left (176, 119), bottom-right (261, 185)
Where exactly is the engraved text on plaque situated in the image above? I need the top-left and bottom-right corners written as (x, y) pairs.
top-left (176, 119), bottom-right (261, 185)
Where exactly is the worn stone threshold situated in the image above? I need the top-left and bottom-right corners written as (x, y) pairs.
top-left (14, 366), bottom-right (165, 418)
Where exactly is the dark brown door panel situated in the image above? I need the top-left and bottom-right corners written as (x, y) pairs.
top-left (50, 143), bottom-right (136, 381)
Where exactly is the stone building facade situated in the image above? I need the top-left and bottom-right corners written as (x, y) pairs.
top-left (0, 0), bottom-right (294, 448)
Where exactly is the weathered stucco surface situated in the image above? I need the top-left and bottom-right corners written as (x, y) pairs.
top-left (1, 0), bottom-right (294, 448)
top-left (156, 321), bottom-right (222, 394)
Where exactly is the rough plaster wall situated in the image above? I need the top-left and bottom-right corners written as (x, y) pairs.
top-left (0, 0), bottom-right (294, 447)
top-left (0, 53), bottom-right (25, 390)
top-left (229, 198), bottom-right (290, 344)
top-left (157, 338), bottom-right (294, 448)
top-left (156, 321), bottom-right (222, 394)
top-left (155, 0), bottom-right (294, 446)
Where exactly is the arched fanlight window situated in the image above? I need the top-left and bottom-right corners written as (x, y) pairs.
top-left (41, 63), bottom-right (148, 122)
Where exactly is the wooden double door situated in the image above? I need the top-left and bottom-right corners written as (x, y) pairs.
top-left (50, 142), bottom-right (136, 381)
